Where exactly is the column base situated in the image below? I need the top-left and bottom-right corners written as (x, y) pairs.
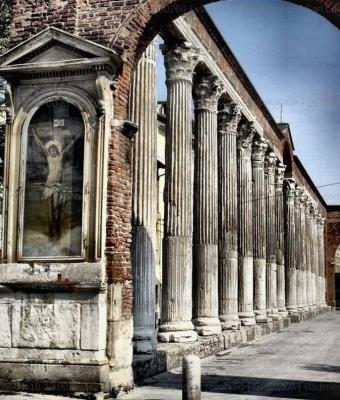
top-left (267, 312), bottom-right (282, 321)
top-left (239, 312), bottom-right (256, 326)
top-left (278, 308), bottom-right (289, 317)
top-left (193, 317), bottom-right (222, 336)
top-left (219, 314), bottom-right (241, 330)
top-left (133, 327), bottom-right (156, 353)
top-left (254, 310), bottom-right (272, 323)
top-left (158, 321), bottom-right (198, 343)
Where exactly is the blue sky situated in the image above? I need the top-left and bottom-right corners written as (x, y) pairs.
top-left (157, 0), bottom-right (340, 205)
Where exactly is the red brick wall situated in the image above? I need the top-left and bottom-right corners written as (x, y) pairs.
top-left (326, 211), bottom-right (340, 307)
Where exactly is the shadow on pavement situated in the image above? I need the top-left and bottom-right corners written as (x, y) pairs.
top-left (301, 364), bottom-right (340, 374)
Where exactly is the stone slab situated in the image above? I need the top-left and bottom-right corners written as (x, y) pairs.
top-left (0, 304), bottom-right (11, 348)
top-left (12, 303), bottom-right (81, 349)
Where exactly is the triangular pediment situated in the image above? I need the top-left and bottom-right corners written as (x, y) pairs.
top-left (0, 27), bottom-right (121, 74)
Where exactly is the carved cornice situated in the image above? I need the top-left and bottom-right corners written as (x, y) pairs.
top-left (194, 75), bottom-right (224, 112)
top-left (161, 41), bottom-right (201, 84)
top-left (284, 178), bottom-right (296, 200)
top-left (251, 137), bottom-right (268, 166)
top-left (237, 121), bottom-right (256, 155)
top-left (217, 102), bottom-right (242, 135)
top-left (275, 163), bottom-right (286, 187)
top-left (265, 151), bottom-right (277, 176)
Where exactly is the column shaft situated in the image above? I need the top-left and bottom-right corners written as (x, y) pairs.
top-left (266, 152), bottom-right (280, 319)
top-left (299, 193), bottom-right (308, 310)
top-left (130, 41), bottom-right (157, 352)
top-left (237, 122), bottom-right (256, 326)
top-left (193, 75), bottom-right (223, 336)
top-left (252, 138), bottom-right (269, 323)
top-left (218, 103), bottom-right (242, 330)
top-left (306, 201), bottom-right (313, 309)
top-left (275, 163), bottom-right (288, 316)
top-left (159, 43), bottom-right (200, 343)
top-left (284, 178), bottom-right (298, 314)
top-left (295, 187), bottom-right (303, 311)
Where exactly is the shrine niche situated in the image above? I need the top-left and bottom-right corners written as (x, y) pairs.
top-left (22, 100), bottom-right (85, 259)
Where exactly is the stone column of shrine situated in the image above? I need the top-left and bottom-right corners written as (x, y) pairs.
top-left (193, 75), bottom-right (223, 336)
top-left (252, 137), bottom-right (270, 323)
top-left (284, 178), bottom-right (298, 315)
top-left (299, 191), bottom-right (308, 310)
top-left (218, 102), bottom-right (242, 330)
top-left (316, 213), bottom-right (324, 307)
top-left (237, 122), bottom-right (256, 326)
top-left (130, 41), bottom-right (157, 352)
top-left (305, 199), bottom-right (313, 310)
top-left (294, 186), bottom-right (303, 312)
top-left (158, 42), bottom-right (201, 342)
top-left (275, 163), bottom-right (288, 316)
top-left (265, 151), bottom-right (281, 320)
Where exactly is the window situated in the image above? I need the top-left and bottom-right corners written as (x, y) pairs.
top-left (20, 100), bottom-right (85, 259)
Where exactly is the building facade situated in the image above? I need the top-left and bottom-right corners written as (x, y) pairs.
top-left (0, 1), bottom-right (337, 397)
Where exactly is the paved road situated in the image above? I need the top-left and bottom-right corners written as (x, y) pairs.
top-left (122, 311), bottom-right (340, 400)
top-left (0, 312), bottom-right (339, 400)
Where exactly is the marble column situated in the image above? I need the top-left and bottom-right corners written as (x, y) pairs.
top-left (252, 137), bottom-right (270, 323)
top-left (237, 122), bottom-right (256, 326)
top-left (305, 199), bottom-right (313, 310)
top-left (193, 75), bottom-right (223, 336)
top-left (318, 217), bottom-right (327, 306)
top-left (158, 42), bottom-right (201, 343)
top-left (299, 191), bottom-right (308, 310)
top-left (311, 206), bottom-right (318, 309)
top-left (130, 41), bottom-right (157, 352)
top-left (265, 152), bottom-right (281, 320)
top-left (284, 178), bottom-right (298, 315)
top-left (294, 186), bottom-right (303, 312)
top-left (316, 213), bottom-right (324, 307)
top-left (275, 163), bottom-right (288, 316)
top-left (218, 102), bottom-right (242, 330)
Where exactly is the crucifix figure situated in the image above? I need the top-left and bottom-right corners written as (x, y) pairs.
top-left (33, 128), bottom-right (79, 241)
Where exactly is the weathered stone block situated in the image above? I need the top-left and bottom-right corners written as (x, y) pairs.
top-left (0, 304), bottom-right (11, 348)
top-left (81, 301), bottom-right (107, 350)
top-left (107, 319), bottom-right (133, 369)
top-left (12, 303), bottom-right (81, 349)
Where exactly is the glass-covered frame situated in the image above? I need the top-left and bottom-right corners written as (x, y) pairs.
top-left (16, 90), bottom-right (96, 262)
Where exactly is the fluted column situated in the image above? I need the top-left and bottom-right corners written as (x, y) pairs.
top-left (265, 152), bottom-right (281, 320)
top-left (294, 186), bottom-right (303, 312)
top-left (237, 122), bottom-right (256, 326)
top-left (252, 137), bottom-right (270, 323)
top-left (218, 103), bottom-right (242, 330)
top-left (275, 163), bottom-right (288, 316)
top-left (311, 205), bottom-right (318, 309)
top-left (193, 75), bottom-right (223, 336)
top-left (318, 217), bottom-right (327, 306)
top-left (158, 42), bottom-right (201, 343)
top-left (299, 191), bottom-right (308, 310)
top-left (305, 199), bottom-right (313, 309)
top-left (284, 178), bottom-right (298, 315)
top-left (316, 213), bottom-right (324, 307)
top-left (130, 41), bottom-right (157, 352)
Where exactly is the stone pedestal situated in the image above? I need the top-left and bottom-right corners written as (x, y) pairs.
top-left (252, 138), bottom-right (270, 323)
top-left (130, 41), bottom-right (158, 353)
top-left (158, 42), bottom-right (201, 343)
top-left (218, 103), bottom-right (242, 330)
top-left (265, 152), bottom-right (281, 321)
top-left (237, 122), bottom-right (256, 326)
top-left (193, 75), bottom-right (223, 336)
top-left (275, 163), bottom-right (288, 316)
top-left (284, 179), bottom-right (298, 315)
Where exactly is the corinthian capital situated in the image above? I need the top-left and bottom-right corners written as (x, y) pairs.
top-left (161, 41), bottom-right (201, 83)
top-left (251, 137), bottom-right (268, 166)
top-left (237, 121), bottom-right (256, 153)
top-left (284, 178), bottom-right (296, 200)
top-left (218, 102), bottom-right (242, 135)
top-left (194, 75), bottom-right (224, 112)
top-left (275, 163), bottom-right (286, 187)
top-left (265, 151), bottom-right (277, 176)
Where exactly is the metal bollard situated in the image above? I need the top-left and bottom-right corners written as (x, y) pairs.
top-left (182, 355), bottom-right (201, 400)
